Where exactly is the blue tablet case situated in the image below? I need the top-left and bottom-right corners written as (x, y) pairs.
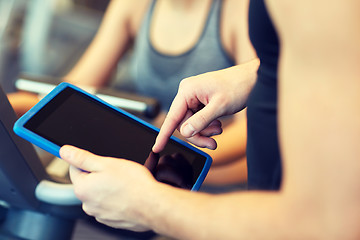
top-left (13, 83), bottom-right (212, 191)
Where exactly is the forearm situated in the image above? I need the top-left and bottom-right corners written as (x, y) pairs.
top-left (64, 37), bottom-right (126, 88)
top-left (141, 184), bottom-right (299, 240)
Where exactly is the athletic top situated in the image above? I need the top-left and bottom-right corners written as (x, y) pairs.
top-left (128, 0), bottom-right (234, 111)
top-left (247, 0), bottom-right (281, 190)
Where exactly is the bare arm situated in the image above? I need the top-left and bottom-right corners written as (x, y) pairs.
top-left (268, 0), bottom-right (360, 236)
top-left (64, 0), bottom-right (149, 87)
top-left (7, 92), bottom-right (39, 117)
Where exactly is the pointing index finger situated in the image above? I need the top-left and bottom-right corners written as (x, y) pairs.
top-left (152, 95), bottom-right (188, 153)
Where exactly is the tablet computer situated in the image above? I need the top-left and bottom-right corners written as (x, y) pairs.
top-left (13, 83), bottom-right (212, 191)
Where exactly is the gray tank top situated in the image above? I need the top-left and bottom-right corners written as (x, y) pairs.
top-left (129, 0), bottom-right (234, 111)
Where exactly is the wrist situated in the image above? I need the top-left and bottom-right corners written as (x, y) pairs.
top-left (134, 182), bottom-right (181, 233)
top-left (129, 180), bottom-right (166, 228)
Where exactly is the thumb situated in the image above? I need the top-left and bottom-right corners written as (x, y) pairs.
top-left (60, 145), bottom-right (103, 172)
top-left (180, 100), bottom-right (223, 137)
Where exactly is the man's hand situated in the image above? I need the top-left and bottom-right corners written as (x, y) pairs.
top-left (153, 61), bottom-right (259, 153)
top-left (60, 145), bottom-right (157, 231)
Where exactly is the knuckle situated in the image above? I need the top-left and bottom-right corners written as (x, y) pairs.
top-left (178, 77), bottom-right (194, 91)
top-left (73, 185), bottom-right (85, 200)
top-left (74, 150), bottom-right (91, 170)
top-left (196, 113), bottom-right (208, 128)
top-left (73, 182), bottom-right (89, 201)
top-left (82, 203), bottom-right (95, 216)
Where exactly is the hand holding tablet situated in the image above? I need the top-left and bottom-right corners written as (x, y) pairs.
top-left (13, 83), bottom-right (212, 190)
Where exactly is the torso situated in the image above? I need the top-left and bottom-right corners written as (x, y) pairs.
top-left (124, 0), bottom-right (246, 111)
top-left (128, 0), bottom-right (253, 63)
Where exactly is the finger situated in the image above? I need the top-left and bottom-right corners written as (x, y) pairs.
top-left (208, 119), bottom-right (222, 128)
top-left (144, 151), bottom-right (159, 174)
top-left (152, 95), bottom-right (188, 153)
top-left (177, 109), bottom-right (194, 131)
top-left (199, 120), bottom-right (223, 137)
top-left (180, 100), bottom-right (224, 138)
top-left (176, 109), bottom-right (222, 138)
top-left (182, 120), bottom-right (221, 149)
top-left (68, 165), bottom-right (94, 201)
top-left (186, 133), bottom-right (217, 150)
top-left (68, 165), bottom-right (87, 185)
top-left (60, 145), bottom-right (103, 172)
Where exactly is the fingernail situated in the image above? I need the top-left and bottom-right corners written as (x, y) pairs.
top-left (207, 145), bottom-right (215, 150)
top-left (183, 123), bottom-right (195, 137)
